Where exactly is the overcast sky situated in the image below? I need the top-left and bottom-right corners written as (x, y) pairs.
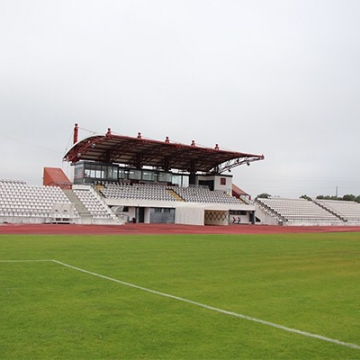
top-left (1, 0), bottom-right (359, 198)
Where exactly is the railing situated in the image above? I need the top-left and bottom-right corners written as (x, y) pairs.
top-left (240, 195), bottom-right (253, 205)
top-left (312, 199), bottom-right (348, 222)
top-left (255, 199), bottom-right (287, 223)
top-left (89, 185), bottom-right (117, 218)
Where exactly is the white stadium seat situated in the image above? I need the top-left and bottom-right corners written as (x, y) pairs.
top-left (0, 179), bottom-right (79, 221)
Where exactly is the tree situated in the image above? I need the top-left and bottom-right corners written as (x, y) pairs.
top-left (256, 193), bottom-right (271, 199)
top-left (343, 194), bottom-right (356, 202)
top-left (300, 195), bottom-right (312, 201)
top-left (316, 194), bottom-right (359, 202)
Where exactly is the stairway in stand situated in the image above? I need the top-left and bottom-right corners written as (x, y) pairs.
top-left (168, 189), bottom-right (184, 201)
top-left (62, 189), bottom-right (93, 221)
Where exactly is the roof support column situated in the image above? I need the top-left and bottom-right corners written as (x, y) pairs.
top-left (189, 173), bottom-right (196, 186)
top-left (189, 160), bottom-right (196, 186)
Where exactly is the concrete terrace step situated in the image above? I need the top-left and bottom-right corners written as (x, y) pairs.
top-left (168, 189), bottom-right (184, 201)
top-left (62, 189), bottom-right (93, 219)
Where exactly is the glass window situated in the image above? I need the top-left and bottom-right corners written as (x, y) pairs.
top-left (221, 178), bottom-right (226, 185)
top-left (128, 170), bottom-right (141, 180)
top-left (172, 175), bottom-right (181, 186)
top-left (106, 167), bottom-right (112, 180)
top-left (119, 169), bottom-right (125, 179)
top-left (74, 164), bottom-right (84, 179)
top-left (112, 167), bottom-right (119, 180)
top-left (142, 171), bottom-right (154, 181)
top-left (158, 172), bottom-right (171, 182)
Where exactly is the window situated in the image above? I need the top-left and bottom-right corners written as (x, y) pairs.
top-left (158, 172), bottom-right (171, 182)
top-left (220, 178), bottom-right (226, 185)
top-left (142, 171), bottom-right (154, 181)
top-left (107, 167), bottom-right (118, 180)
top-left (119, 169), bottom-right (125, 179)
top-left (128, 170), bottom-right (141, 180)
top-left (74, 164), bottom-right (84, 179)
top-left (172, 175), bottom-right (182, 186)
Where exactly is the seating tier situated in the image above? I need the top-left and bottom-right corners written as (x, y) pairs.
top-left (73, 189), bottom-right (117, 219)
top-left (101, 183), bottom-right (241, 204)
top-left (257, 198), bottom-right (342, 222)
top-left (0, 179), bottom-right (77, 218)
top-left (172, 187), bottom-right (240, 204)
top-left (315, 199), bottom-right (360, 221)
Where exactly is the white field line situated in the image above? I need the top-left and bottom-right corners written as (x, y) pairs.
top-left (52, 260), bottom-right (360, 351)
top-left (1, 259), bottom-right (360, 350)
top-left (0, 259), bottom-right (53, 263)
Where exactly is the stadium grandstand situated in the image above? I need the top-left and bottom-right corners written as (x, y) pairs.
top-left (1, 124), bottom-right (360, 227)
top-left (255, 197), bottom-right (360, 226)
top-left (0, 124), bottom-right (265, 226)
top-left (2, 124), bottom-right (360, 227)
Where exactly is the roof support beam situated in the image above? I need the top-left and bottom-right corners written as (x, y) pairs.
top-left (214, 155), bottom-right (265, 173)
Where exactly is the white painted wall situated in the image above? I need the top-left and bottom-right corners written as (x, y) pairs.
top-left (103, 197), bottom-right (256, 226)
top-left (104, 198), bottom-right (255, 211)
top-left (144, 207), bottom-right (151, 223)
top-left (214, 175), bottom-right (232, 194)
top-left (195, 174), bottom-right (232, 195)
top-left (254, 206), bottom-right (281, 226)
top-left (175, 206), bottom-right (204, 225)
top-left (127, 207), bottom-right (136, 222)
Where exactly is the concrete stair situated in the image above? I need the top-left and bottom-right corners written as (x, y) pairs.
top-left (226, 193), bottom-right (245, 203)
top-left (168, 189), bottom-right (184, 201)
top-left (62, 189), bottom-right (93, 220)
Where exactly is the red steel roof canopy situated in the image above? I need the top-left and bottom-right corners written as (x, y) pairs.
top-left (64, 128), bottom-right (264, 174)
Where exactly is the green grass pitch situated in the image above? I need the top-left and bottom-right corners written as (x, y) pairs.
top-left (0, 232), bottom-right (360, 359)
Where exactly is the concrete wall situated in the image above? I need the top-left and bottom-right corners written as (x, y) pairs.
top-left (195, 174), bottom-right (232, 195)
top-left (104, 197), bottom-right (256, 226)
top-left (175, 207), bottom-right (204, 225)
top-left (213, 175), bottom-right (232, 194)
top-left (116, 206), bottom-right (136, 223)
top-left (254, 206), bottom-right (281, 226)
top-left (144, 207), bottom-right (151, 223)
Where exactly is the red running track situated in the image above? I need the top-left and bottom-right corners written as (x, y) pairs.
top-left (0, 223), bottom-right (360, 235)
